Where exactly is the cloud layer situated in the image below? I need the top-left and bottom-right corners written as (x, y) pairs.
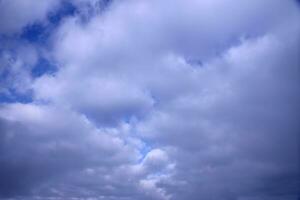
top-left (0, 0), bottom-right (300, 200)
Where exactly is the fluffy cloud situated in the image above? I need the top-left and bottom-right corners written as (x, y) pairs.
top-left (0, 103), bottom-right (147, 198)
top-left (0, 0), bottom-right (300, 199)
top-left (138, 33), bottom-right (300, 200)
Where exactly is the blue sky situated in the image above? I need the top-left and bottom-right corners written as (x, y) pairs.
top-left (0, 1), bottom-right (300, 200)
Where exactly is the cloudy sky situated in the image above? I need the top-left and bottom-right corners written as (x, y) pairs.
top-left (0, 0), bottom-right (300, 199)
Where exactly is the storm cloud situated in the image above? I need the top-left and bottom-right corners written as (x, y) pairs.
top-left (0, 0), bottom-right (299, 200)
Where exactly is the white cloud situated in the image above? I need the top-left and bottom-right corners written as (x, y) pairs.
top-left (1, 0), bottom-right (300, 199)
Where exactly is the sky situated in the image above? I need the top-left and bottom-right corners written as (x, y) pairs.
top-left (0, 0), bottom-right (300, 200)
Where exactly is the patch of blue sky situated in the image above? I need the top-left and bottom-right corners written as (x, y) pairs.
top-left (0, 66), bottom-right (33, 104)
top-left (48, 0), bottom-right (77, 25)
top-left (15, 1), bottom-right (77, 86)
top-left (20, 23), bottom-right (49, 44)
top-left (0, 88), bottom-right (33, 104)
top-left (20, 1), bottom-right (77, 44)
top-left (138, 143), bottom-right (153, 163)
top-left (31, 57), bottom-right (57, 78)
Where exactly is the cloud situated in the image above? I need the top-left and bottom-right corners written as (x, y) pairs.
top-left (0, 0), bottom-right (61, 34)
top-left (137, 33), bottom-right (300, 199)
top-left (34, 74), bottom-right (154, 126)
top-left (0, 0), bottom-right (300, 199)
top-left (0, 40), bottom-right (38, 97)
top-left (0, 103), bottom-right (145, 198)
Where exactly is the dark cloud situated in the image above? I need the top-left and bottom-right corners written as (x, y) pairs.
top-left (0, 104), bottom-right (144, 198)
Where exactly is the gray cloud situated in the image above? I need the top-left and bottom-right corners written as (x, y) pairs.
top-left (137, 31), bottom-right (300, 199)
top-left (0, 0), bottom-right (300, 199)
top-left (0, 103), bottom-right (150, 198)
top-left (0, 0), bottom-right (60, 34)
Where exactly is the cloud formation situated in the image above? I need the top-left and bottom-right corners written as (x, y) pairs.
top-left (0, 0), bottom-right (299, 199)
top-left (0, 0), bottom-right (61, 34)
